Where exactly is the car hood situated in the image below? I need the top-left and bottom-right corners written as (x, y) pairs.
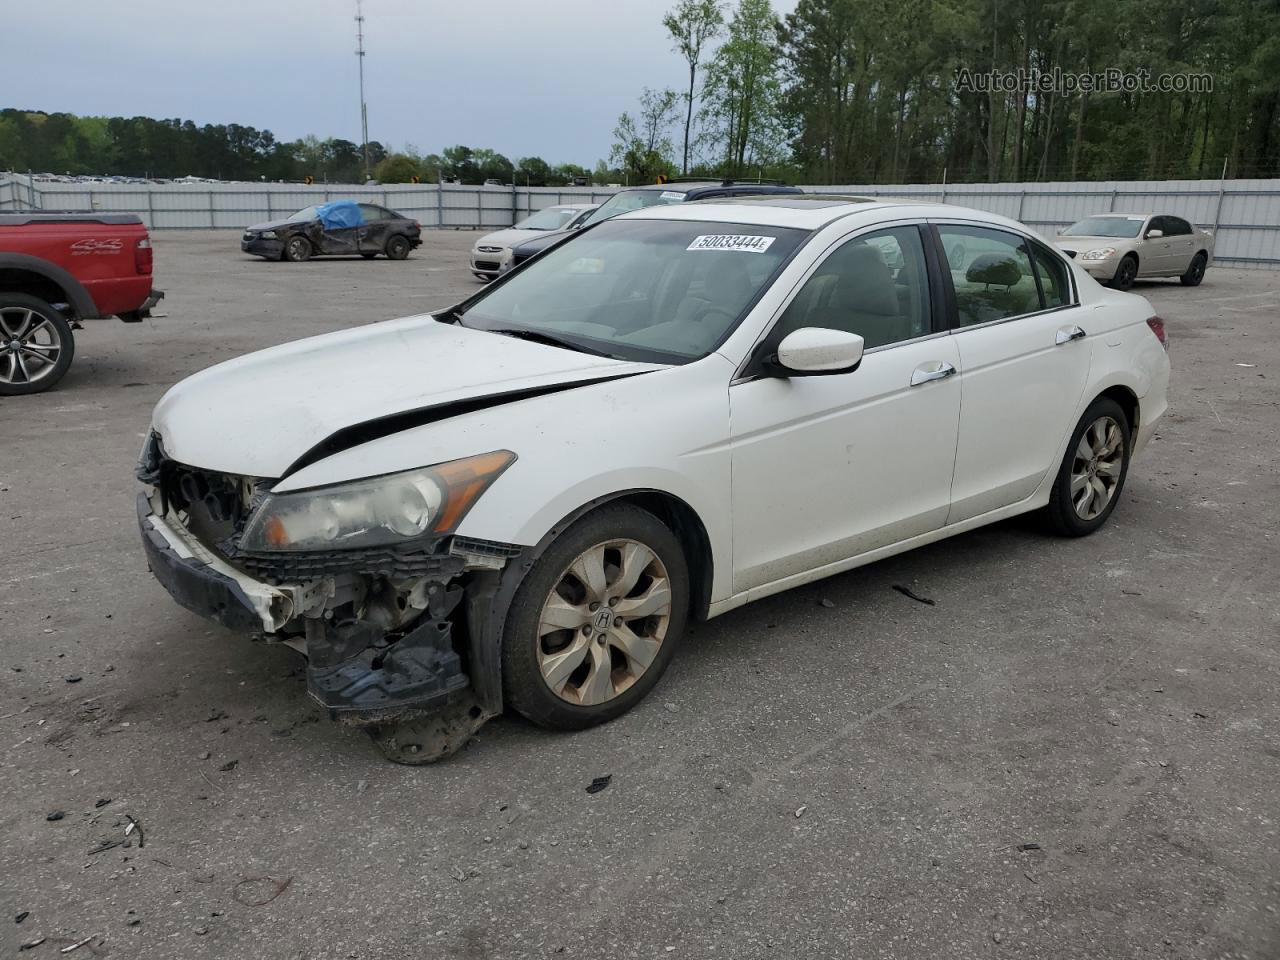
top-left (152, 316), bottom-right (664, 479)
top-left (245, 217), bottom-right (307, 233)
top-left (1054, 235), bottom-right (1134, 252)
top-left (513, 229), bottom-right (573, 255)
top-left (473, 227), bottom-right (544, 249)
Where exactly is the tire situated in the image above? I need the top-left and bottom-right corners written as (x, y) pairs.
top-left (1111, 255), bottom-right (1138, 290)
top-left (0, 294), bottom-right (75, 396)
top-left (385, 235), bottom-right (411, 260)
top-left (502, 504), bottom-right (690, 731)
top-left (1044, 396), bottom-right (1131, 536)
top-left (361, 251), bottom-right (378, 260)
top-left (283, 236), bottom-right (312, 262)
top-left (1179, 252), bottom-right (1207, 286)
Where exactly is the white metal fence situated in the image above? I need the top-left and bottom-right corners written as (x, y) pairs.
top-left (4, 173), bottom-right (1278, 267)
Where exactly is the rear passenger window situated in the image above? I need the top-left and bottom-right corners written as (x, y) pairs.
top-left (1167, 216), bottom-right (1193, 235)
top-left (937, 225), bottom-right (1039, 326)
top-left (1030, 241), bottom-right (1072, 308)
top-left (772, 225), bottom-right (932, 350)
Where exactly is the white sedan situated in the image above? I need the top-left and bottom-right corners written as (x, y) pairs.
top-left (469, 203), bottom-right (596, 281)
top-left (137, 196), bottom-right (1170, 763)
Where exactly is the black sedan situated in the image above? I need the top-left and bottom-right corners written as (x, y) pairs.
top-left (241, 200), bottom-right (421, 262)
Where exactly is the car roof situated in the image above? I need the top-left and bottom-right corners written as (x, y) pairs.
top-left (619, 195), bottom-right (929, 230)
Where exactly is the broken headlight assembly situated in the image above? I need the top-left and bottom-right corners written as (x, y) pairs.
top-left (239, 450), bottom-right (515, 552)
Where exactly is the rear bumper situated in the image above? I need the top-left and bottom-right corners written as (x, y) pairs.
top-left (119, 289), bottom-right (164, 323)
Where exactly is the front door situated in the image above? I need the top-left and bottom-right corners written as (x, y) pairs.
top-left (729, 224), bottom-right (962, 594)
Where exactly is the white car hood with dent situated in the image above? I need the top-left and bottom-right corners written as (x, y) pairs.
top-left (151, 315), bottom-right (662, 479)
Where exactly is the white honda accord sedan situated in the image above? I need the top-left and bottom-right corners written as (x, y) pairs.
top-left (137, 196), bottom-right (1170, 762)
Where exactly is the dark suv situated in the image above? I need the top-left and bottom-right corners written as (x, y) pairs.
top-left (505, 179), bottom-right (804, 269)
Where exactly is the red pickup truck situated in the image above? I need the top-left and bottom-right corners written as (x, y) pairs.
top-left (0, 212), bottom-right (163, 395)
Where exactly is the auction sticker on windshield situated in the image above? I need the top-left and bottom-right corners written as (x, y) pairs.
top-left (687, 234), bottom-right (777, 253)
top-left (660, 191), bottom-right (686, 200)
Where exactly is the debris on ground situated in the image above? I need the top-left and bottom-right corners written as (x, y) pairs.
top-left (586, 775), bottom-right (612, 794)
top-left (94, 798), bottom-right (111, 808)
top-left (794, 805), bottom-right (807, 818)
top-left (15, 911), bottom-right (29, 923)
top-left (1017, 842), bottom-right (1041, 851)
top-left (125, 815), bottom-right (145, 847)
top-left (356, 779), bottom-right (369, 794)
top-left (892, 584), bottom-right (936, 606)
top-left (19, 937), bottom-right (45, 951)
top-left (88, 838), bottom-right (125, 856)
top-left (232, 876), bottom-right (293, 906)
top-left (60, 935), bottom-right (97, 953)
top-left (65, 675), bottom-right (83, 684)
top-left (664, 702), bottom-right (679, 713)
top-left (46, 811), bottom-right (65, 822)
top-left (219, 759), bottom-right (238, 772)
top-left (206, 710), bottom-right (228, 723)
top-left (818, 598), bottom-right (835, 608)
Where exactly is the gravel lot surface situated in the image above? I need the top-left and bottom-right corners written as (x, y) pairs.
top-left (3, 231), bottom-right (1278, 959)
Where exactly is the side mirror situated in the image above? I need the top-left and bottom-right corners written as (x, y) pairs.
top-left (766, 328), bottom-right (865, 377)
top-left (1145, 228), bottom-right (1164, 239)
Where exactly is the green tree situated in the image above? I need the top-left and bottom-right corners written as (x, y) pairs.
top-left (374, 153), bottom-right (421, 183)
top-left (700, 0), bottom-right (786, 176)
top-left (611, 88), bottom-right (680, 182)
top-left (663, 0), bottom-right (725, 173)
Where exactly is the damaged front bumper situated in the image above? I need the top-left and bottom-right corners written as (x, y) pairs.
top-left (137, 487), bottom-right (520, 755)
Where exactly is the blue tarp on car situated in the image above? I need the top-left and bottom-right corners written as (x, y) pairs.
top-left (315, 200), bottom-right (364, 230)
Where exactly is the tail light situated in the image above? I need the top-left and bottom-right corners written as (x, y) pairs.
top-left (1146, 315), bottom-right (1168, 351)
top-left (135, 236), bottom-right (153, 275)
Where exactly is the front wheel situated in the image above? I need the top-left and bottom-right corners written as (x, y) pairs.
top-left (283, 236), bottom-right (312, 262)
top-left (0, 295), bottom-right (75, 396)
top-left (1179, 252), bottom-right (1207, 286)
top-left (502, 504), bottom-right (689, 730)
top-left (1044, 397), bottom-right (1131, 536)
top-left (1111, 255), bottom-right (1138, 290)
top-left (385, 235), bottom-right (411, 260)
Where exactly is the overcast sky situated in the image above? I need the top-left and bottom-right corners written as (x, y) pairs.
top-left (8, 0), bottom-right (799, 166)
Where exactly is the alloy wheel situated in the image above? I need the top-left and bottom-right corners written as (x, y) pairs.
top-left (536, 539), bottom-right (673, 706)
top-left (0, 306), bottom-right (63, 388)
top-left (1070, 415), bottom-right (1124, 520)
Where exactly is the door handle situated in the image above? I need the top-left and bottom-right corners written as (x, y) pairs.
top-left (910, 361), bottom-right (957, 386)
top-left (1055, 325), bottom-right (1087, 345)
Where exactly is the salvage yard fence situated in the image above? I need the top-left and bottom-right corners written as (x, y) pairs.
top-left (3, 172), bottom-right (1279, 268)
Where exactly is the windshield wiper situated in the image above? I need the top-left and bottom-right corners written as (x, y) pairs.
top-left (487, 326), bottom-right (614, 358)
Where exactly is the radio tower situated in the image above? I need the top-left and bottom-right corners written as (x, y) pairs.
top-left (355, 0), bottom-right (370, 182)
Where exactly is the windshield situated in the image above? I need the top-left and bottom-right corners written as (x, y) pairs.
top-left (287, 205), bottom-right (320, 222)
top-left (580, 189), bottom-right (688, 227)
top-left (1062, 216), bottom-right (1144, 238)
top-left (515, 207), bottom-right (583, 231)
top-left (457, 218), bottom-right (806, 363)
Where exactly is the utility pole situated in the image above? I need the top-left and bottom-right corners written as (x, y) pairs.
top-left (355, 0), bottom-right (370, 182)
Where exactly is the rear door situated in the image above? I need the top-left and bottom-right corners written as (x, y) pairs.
top-left (357, 204), bottom-right (393, 252)
top-left (933, 222), bottom-right (1092, 523)
top-left (1164, 216), bottom-right (1197, 272)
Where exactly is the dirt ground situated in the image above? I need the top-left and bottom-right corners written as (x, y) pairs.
top-left (2, 231), bottom-right (1278, 960)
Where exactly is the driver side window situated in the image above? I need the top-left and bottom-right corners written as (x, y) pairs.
top-left (772, 226), bottom-right (932, 350)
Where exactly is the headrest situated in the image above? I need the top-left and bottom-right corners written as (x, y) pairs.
top-left (966, 253), bottom-right (1023, 287)
top-left (827, 243), bottom-right (898, 316)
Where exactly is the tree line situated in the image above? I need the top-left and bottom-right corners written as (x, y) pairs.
top-left (612, 0), bottom-right (1280, 184)
top-left (7, 0), bottom-right (1280, 187)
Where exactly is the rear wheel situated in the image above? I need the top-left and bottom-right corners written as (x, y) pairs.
top-left (502, 504), bottom-right (689, 731)
top-left (1179, 252), bottom-right (1207, 286)
top-left (385, 235), bottom-right (411, 260)
top-left (1044, 396), bottom-right (1131, 536)
top-left (0, 295), bottom-right (75, 396)
top-left (1111, 255), bottom-right (1138, 290)
top-left (283, 236), bottom-right (312, 262)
